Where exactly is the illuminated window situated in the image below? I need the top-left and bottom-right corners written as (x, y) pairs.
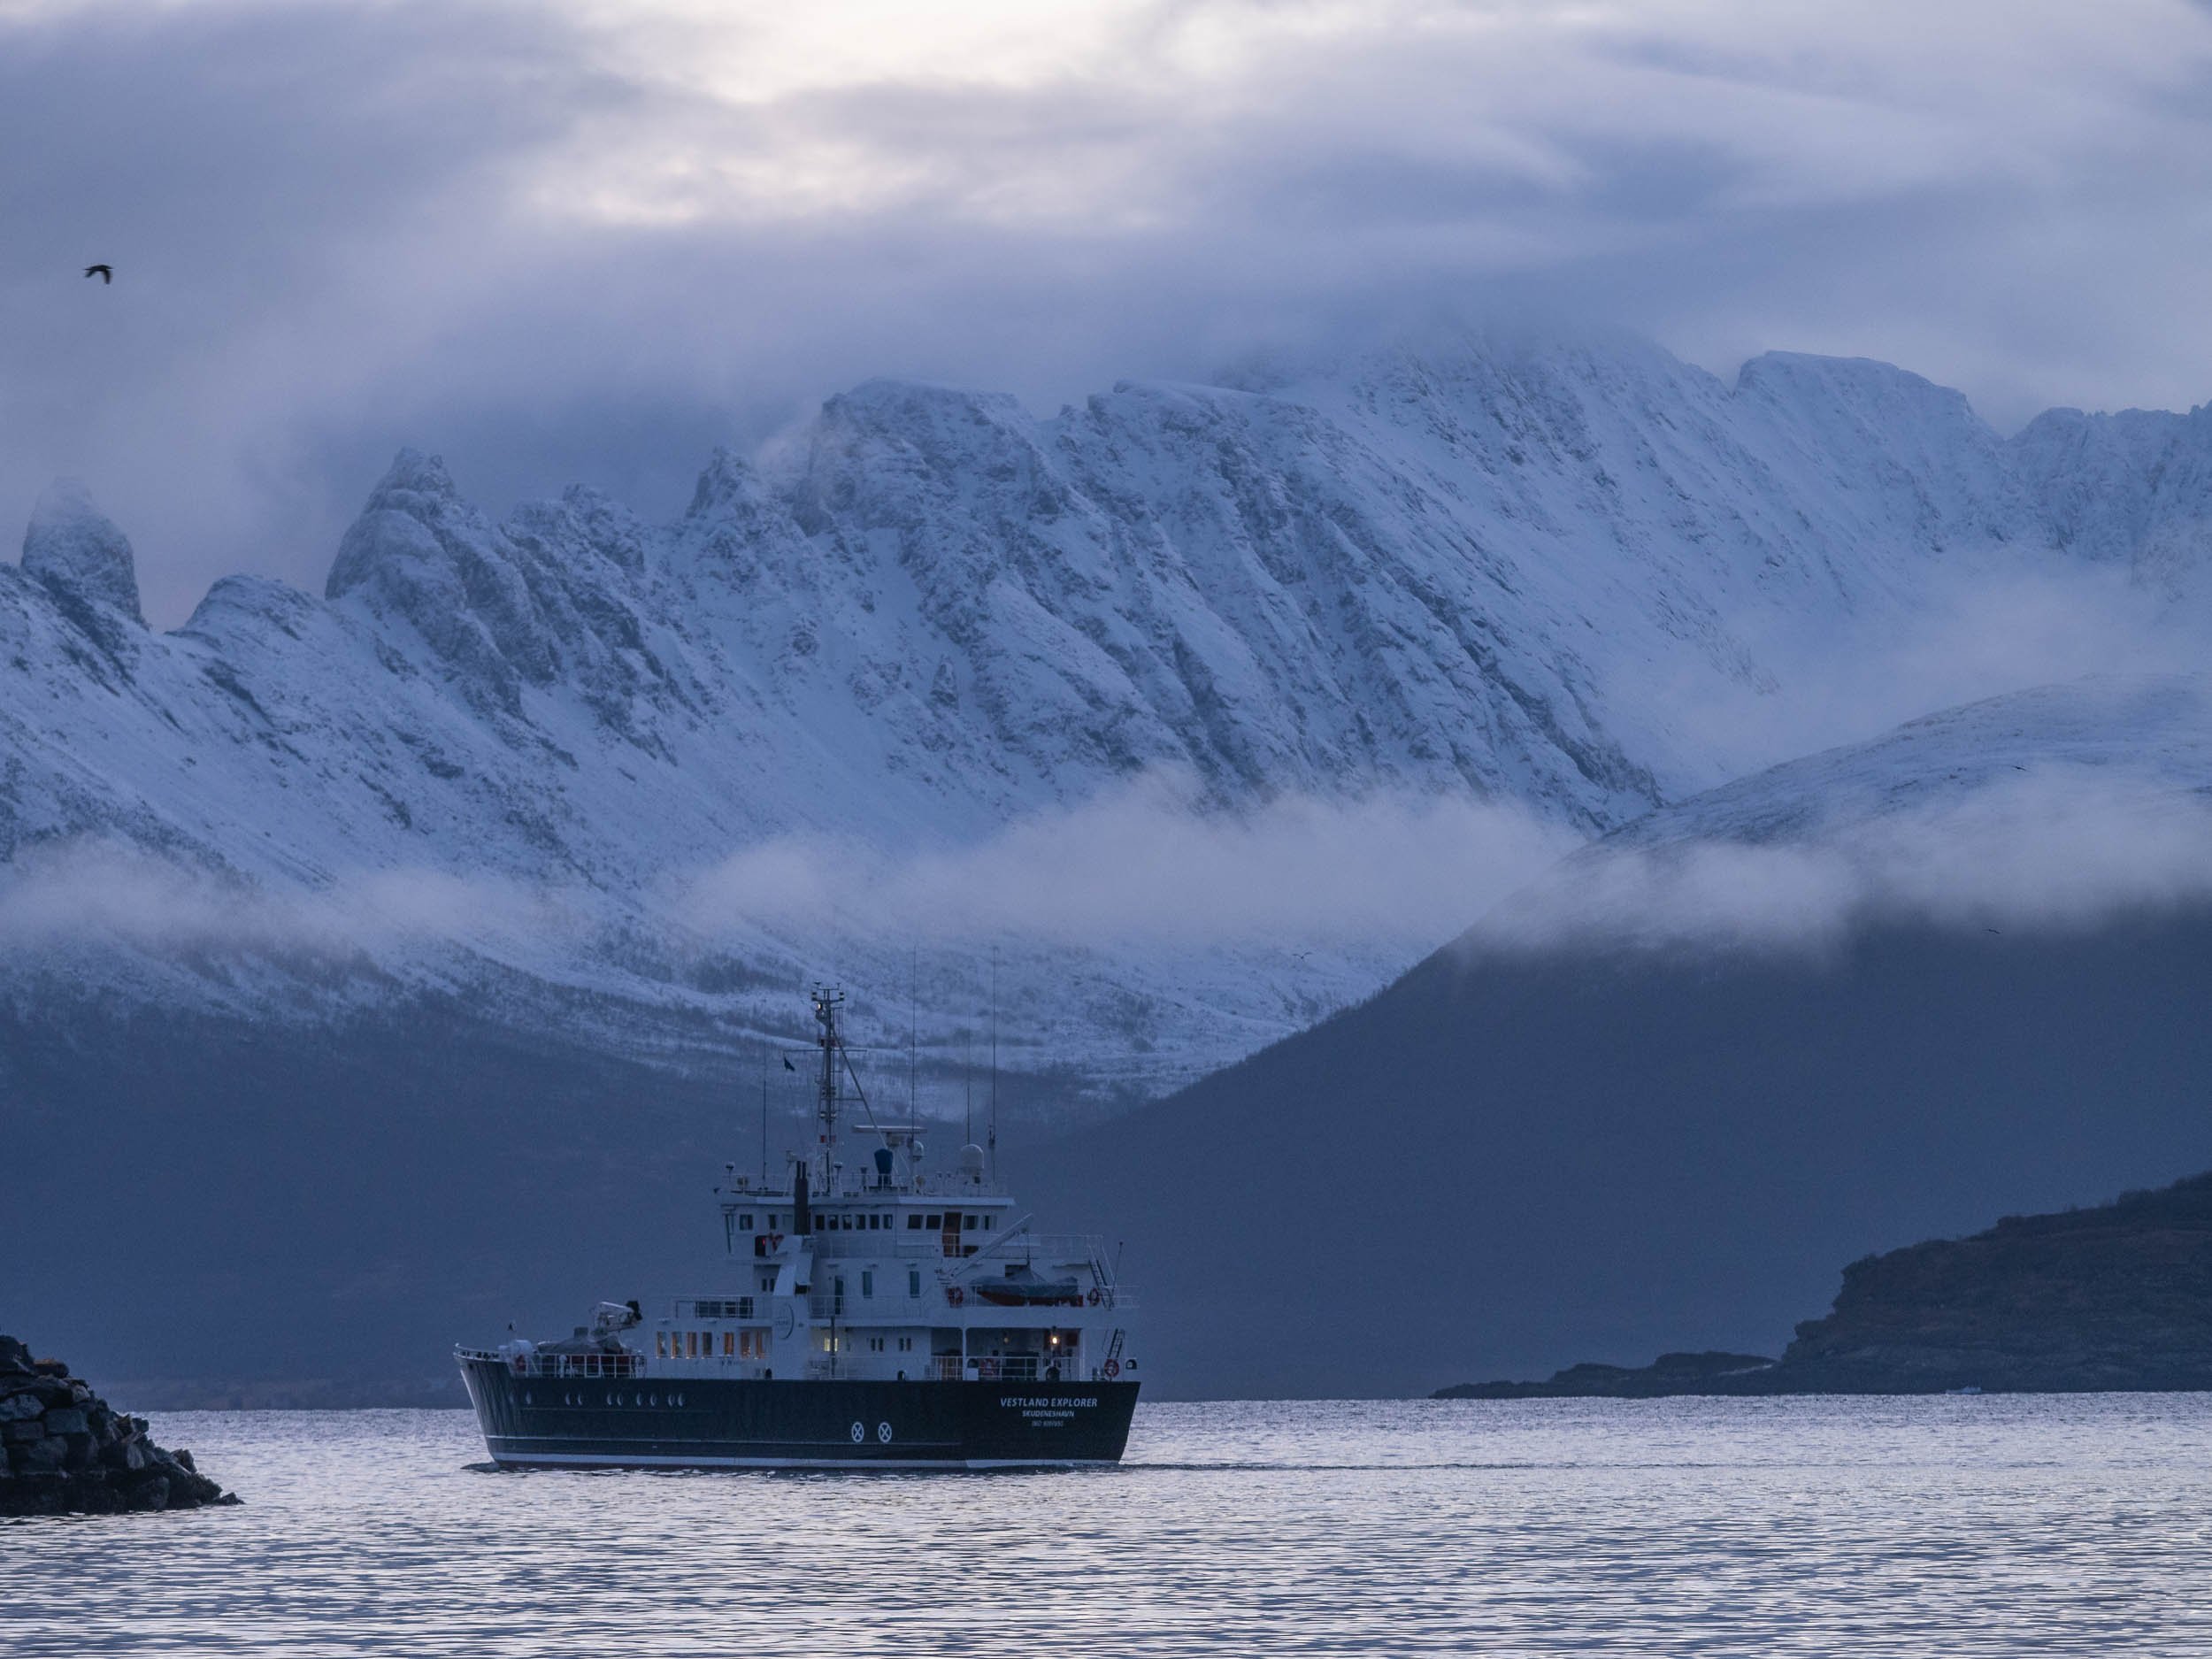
top-left (723, 1331), bottom-right (734, 1356)
top-left (656, 1332), bottom-right (667, 1358)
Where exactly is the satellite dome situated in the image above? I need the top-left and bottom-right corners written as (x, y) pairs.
top-left (959, 1143), bottom-right (987, 1177)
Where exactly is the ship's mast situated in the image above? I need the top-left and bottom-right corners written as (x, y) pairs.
top-left (812, 987), bottom-right (844, 1189)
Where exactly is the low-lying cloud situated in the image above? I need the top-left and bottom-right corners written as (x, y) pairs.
top-left (0, 843), bottom-right (581, 961)
top-left (1471, 767), bottom-right (2212, 957)
top-left (680, 775), bottom-right (1575, 950)
top-left (12, 763), bottom-right (2212, 979)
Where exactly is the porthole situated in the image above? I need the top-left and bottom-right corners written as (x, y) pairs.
top-left (649, 1394), bottom-right (660, 1407)
top-left (524, 1391), bottom-right (534, 1404)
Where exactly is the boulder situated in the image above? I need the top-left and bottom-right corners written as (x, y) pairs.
top-left (12, 1436), bottom-right (65, 1475)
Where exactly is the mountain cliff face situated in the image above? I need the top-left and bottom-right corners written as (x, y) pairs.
top-left (5, 334), bottom-right (2212, 1095)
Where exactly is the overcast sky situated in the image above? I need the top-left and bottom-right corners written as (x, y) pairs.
top-left (5, 0), bottom-right (2212, 625)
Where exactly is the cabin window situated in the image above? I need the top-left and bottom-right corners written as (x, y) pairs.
top-left (984, 1216), bottom-right (994, 1230)
top-left (908, 1215), bottom-right (923, 1230)
top-left (898, 1336), bottom-right (914, 1352)
top-left (926, 1215), bottom-right (941, 1228)
top-left (908, 1269), bottom-right (921, 1298)
top-left (965, 1215), bottom-right (978, 1229)
top-left (862, 1271), bottom-right (874, 1299)
top-left (684, 1332), bottom-right (695, 1358)
top-left (656, 1332), bottom-right (667, 1358)
top-left (723, 1331), bottom-right (734, 1356)
top-left (741, 1213), bottom-right (753, 1229)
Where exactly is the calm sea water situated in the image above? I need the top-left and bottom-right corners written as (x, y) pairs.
top-left (6, 1395), bottom-right (2212, 1655)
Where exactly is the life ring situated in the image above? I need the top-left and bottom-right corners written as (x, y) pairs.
top-left (1086, 1288), bottom-right (1102, 1307)
top-left (1103, 1358), bottom-right (1120, 1379)
top-left (946, 1286), bottom-right (965, 1306)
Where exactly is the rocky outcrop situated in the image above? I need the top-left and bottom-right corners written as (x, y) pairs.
top-left (21, 477), bottom-right (143, 625)
top-left (1436, 1171), bottom-right (2212, 1399)
top-left (0, 1335), bottom-right (237, 1514)
top-left (1773, 1172), bottom-right (2212, 1394)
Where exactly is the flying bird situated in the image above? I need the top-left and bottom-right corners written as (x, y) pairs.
top-left (83, 265), bottom-right (112, 284)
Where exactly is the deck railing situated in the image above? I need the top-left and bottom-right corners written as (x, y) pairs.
top-left (459, 1347), bottom-right (645, 1379)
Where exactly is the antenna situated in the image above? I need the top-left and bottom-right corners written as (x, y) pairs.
top-left (812, 987), bottom-right (844, 1187)
top-left (988, 946), bottom-right (999, 1180)
top-left (759, 1039), bottom-right (769, 1186)
top-left (964, 1028), bottom-right (973, 1148)
top-left (909, 948), bottom-right (918, 1120)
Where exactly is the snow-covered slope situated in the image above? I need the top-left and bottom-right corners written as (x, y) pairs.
top-left (6, 334), bottom-right (2212, 1099)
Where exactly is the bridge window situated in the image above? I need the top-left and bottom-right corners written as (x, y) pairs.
top-left (926, 1215), bottom-right (941, 1228)
top-left (908, 1214), bottom-right (923, 1229)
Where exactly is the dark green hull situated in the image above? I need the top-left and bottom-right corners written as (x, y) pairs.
top-left (458, 1356), bottom-right (1139, 1468)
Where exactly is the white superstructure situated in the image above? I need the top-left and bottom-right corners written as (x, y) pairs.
top-left (595, 988), bottom-right (1135, 1390)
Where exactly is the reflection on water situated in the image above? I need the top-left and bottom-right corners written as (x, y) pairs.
top-left (6, 1396), bottom-right (2212, 1655)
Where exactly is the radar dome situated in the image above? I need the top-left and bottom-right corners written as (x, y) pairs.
top-left (959, 1143), bottom-right (987, 1177)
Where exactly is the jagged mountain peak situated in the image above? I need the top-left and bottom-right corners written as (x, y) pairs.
top-left (368, 446), bottom-right (462, 507)
top-left (12, 334), bottom-right (2212, 1102)
top-left (21, 476), bottom-right (142, 626)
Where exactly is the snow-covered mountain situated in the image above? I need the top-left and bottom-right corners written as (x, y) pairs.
top-left (6, 333), bottom-right (2212, 1099)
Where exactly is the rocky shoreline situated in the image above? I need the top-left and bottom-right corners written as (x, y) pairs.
top-left (1, 1337), bottom-right (237, 1515)
top-left (1438, 1171), bottom-right (2212, 1400)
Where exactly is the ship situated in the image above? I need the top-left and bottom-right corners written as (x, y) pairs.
top-left (457, 987), bottom-right (1141, 1469)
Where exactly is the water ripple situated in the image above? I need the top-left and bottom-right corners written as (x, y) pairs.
top-left (5, 1395), bottom-right (2212, 1655)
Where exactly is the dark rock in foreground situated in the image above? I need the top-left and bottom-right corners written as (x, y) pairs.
top-left (1436, 1171), bottom-right (2212, 1400)
top-left (0, 1335), bottom-right (238, 1514)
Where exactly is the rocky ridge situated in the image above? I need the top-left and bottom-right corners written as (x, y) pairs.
top-left (0, 1335), bottom-right (236, 1514)
top-left (1435, 1171), bottom-right (2212, 1398)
